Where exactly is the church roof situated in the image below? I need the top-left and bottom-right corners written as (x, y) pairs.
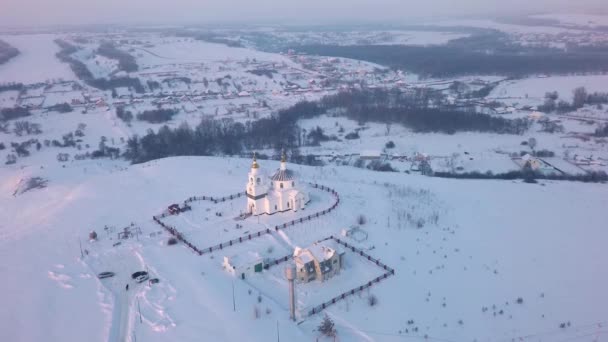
top-left (271, 168), bottom-right (295, 181)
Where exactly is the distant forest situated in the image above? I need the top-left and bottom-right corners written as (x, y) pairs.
top-left (97, 42), bottom-right (139, 73)
top-left (320, 88), bottom-right (530, 134)
top-left (54, 39), bottom-right (144, 93)
top-left (124, 88), bottom-right (530, 163)
top-left (296, 33), bottom-right (608, 77)
top-left (0, 40), bottom-right (19, 65)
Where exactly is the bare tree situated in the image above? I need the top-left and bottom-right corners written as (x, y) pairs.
top-left (573, 87), bottom-right (588, 109)
top-left (318, 314), bottom-right (337, 339)
top-left (528, 137), bottom-right (537, 153)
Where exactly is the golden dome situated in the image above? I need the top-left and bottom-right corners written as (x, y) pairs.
top-left (281, 149), bottom-right (286, 163)
top-left (252, 152), bottom-right (259, 169)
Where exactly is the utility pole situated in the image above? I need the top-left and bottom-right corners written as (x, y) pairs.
top-left (276, 320), bottom-right (280, 342)
top-left (78, 238), bottom-right (84, 258)
top-left (137, 297), bottom-right (142, 323)
top-left (285, 266), bottom-right (296, 321)
top-left (232, 280), bottom-right (236, 312)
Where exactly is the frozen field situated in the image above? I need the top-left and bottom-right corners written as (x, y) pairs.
top-left (532, 13), bottom-right (608, 28)
top-left (136, 38), bottom-right (298, 68)
top-left (0, 34), bottom-right (76, 83)
top-left (489, 74), bottom-right (608, 107)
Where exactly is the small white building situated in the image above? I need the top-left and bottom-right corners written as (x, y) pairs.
top-left (223, 252), bottom-right (264, 278)
top-left (246, 152), bottom-right (309, 215)
top-left (293, 241), bottom-right (344, 283)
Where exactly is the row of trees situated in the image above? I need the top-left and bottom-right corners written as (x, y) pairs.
top-left (97, 42), bottom-right (138, 72)
top-left (0, 40), bottom-right (19, 65)
top-left (433, 170), bottom-right (608, 183)
top-left (0, 82), bottom-right (24, 92)
top-left (1, 107), bottom-right (31, 121)
top-left (124, 101), bottom-right (322, 163)
top-left (319, 88), bottom-right (531, 134)
top-left (539, 87), bottom-right (608, 113)
top-left (136, 109), bottom-right (177, 123)
top-left (124, 88), bottom-right (530, 163)
top-left (297, 33), bottom-right (608, 77)
top-left (54, 39), bottom-right (144, 93)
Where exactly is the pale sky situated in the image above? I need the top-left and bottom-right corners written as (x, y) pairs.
top-left (1, 0), bottom-right (606, 27)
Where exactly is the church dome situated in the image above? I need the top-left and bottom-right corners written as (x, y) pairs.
top-left (271, 150), bottom-right (295, 181)
top-left (271, 168), bottom-right (295, 181)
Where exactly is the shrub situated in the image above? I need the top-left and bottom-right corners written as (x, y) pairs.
top-left (595, 124), bottom-right (608, 137)
top-left (47, 103), bottom-right (73, 113)
top-left (116, 107), bottom-right (133, 123)
top-left (345, 131), bottom-right (360, 140)
top-left (368, 294), bottom-right (378, 306)
top-left (137, 109), bottom-right (177, 123)
top-left (167, 237), bottom-right (178, 245)
top-left (534, 149), bottom-right (555, 158)
top-left (368, 160), bottom-right (396, 172)
top-left (357, 214), bottom-right (367, 225)
top-left (318, 315), bottom-right (336, 337)
top-left (385, 141), bottom-right (396, 149)
top-left (1, 107), bottom-right (31, 121)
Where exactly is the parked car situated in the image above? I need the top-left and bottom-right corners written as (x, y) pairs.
top-left (97, 272), bottom-right (115, 279)
top-left (132, 271), bottom-right (149, 283)
top-left (168, 204), bottom-right (180, 215)
top-left (135, 274), bottom-right (149, 283)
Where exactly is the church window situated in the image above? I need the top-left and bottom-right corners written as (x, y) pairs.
top-left (287, 201), bottom-right (290, 208)
top-left (256, 177), bottom-right (260, 184)
top-left (292, 181), bottom-right (295, 187)
top-left (275, 205), bottom-right (277, 210)
top-left (280, 182), bottom-right (283, 189)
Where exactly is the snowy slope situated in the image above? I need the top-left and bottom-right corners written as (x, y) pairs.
top-left (0, 34), bottom-right (76, 83)
top-left (1, 156), bottom-right (607, 342)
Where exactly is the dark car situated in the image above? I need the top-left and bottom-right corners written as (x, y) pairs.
top-left (132, 271), bottom-right (149, 283)
top-left (98, 272), bottom-right (115, 279)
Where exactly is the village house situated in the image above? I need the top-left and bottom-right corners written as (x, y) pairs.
top-left (521, 153), bottom-right (543, 170)
top-left (293, 241), bottom-right (344, 283)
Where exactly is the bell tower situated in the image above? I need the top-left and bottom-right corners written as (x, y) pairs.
top-left (246, 153), bottom-right (268, 214)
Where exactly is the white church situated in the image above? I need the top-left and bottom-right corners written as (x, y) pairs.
top-left (246, 152), bottom-right (309, 215)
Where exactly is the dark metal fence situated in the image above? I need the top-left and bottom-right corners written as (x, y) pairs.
top-left (151, 183), bottom-right (340, 256)
top-left (183, 191), bottom-right (246, 205)
top-left (305, 236), bottom-right (395, 317)
top-left (151, 185), bottom-right (395, 318)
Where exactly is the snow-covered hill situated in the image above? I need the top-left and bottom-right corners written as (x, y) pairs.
top-left (1, 156), bottom-right (607, 341)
